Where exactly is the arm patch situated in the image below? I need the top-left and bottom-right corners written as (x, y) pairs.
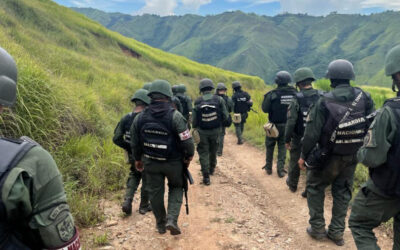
top-left (179, 129), bottom-right (192, 141)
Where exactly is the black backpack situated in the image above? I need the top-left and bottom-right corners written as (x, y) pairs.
top-left (196, 95), bottom-right (221, 130)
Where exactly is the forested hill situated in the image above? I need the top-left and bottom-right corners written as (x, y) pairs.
top-left (74, 7), bottom-right (400, 86)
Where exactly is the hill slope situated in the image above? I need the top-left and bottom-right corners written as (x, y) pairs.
top-left (0, 0), bottom-right (265, 226)
top-left (74, 8), bottom-right (400, 86)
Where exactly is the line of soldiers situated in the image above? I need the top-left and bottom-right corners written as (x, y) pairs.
top-left (263, 46), bottom-right (400, 249)
top-left (113, 78), bottom-right (252, 235)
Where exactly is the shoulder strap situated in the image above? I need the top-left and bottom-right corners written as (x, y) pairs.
top-left (0, 138), bottom-right (36, 175)
top-left (296, 92), bottom-right (305, 99)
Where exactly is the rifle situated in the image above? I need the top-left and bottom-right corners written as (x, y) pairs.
top-left (182, 160), bottom-right (194, 215)
top-left (250, 108), bottom-right (258, 114)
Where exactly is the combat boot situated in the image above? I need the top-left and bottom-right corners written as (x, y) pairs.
top-left (156, 219), bottom-right (167, 234)
top-left (139, 203), bottom-right (152, 215)
top-left (210, 167), bottom-right (216, 176)
top-left (166, 219), bottom-right (181, 235)
top-left (263, 165), bottom-right (272, 175)
top-left (286, 178), bottom-right (297, 192)
top-left (203, 173), bottom-right (211, 185)
top-left (301, 190), bottom-right (307, 198)
top-left (327, 234), bottom-right (345, 246)
top-left (306, 226), bottom-right (327, 240)
top-left (278, 170), bottom-right (287, 178)
top-left (122, 198), bottom-right (133, 215)
top-left (237, 138), bottom-right (244, 145)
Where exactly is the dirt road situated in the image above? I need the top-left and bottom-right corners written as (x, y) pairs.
top-left (82, 133), bottom-right (393, 249)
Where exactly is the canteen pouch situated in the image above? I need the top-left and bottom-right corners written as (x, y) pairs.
top-left (264, 122), bottom-right (279, 138)
top-left (233, 113), bottom-right (242, 124)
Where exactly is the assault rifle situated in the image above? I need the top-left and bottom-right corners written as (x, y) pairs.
top-left (250, 108), bottom-right (258, 114)
top-left (183, 160), bottom-right (194, 215)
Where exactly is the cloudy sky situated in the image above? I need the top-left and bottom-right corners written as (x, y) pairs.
top-left (54, 0), bottom-right (400, 16)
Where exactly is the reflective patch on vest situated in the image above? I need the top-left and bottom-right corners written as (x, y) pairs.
top-left (202, 112), bottom-right (217, 118)
top-left (179, 129), bottom-right (191, 141)
top-left (280, 95), bottom-right (294, 105)
top-left (124, 131), bottom-right (131, 144)
top-left (144, 154), bottom-right (167, 161)
top-left (338, 117), bottom-right (366, 129)
top-left (49, 204), bottom-right (70, 220)
top-left (144, 143), bottom-right (167, 149)
top-left (237, 97), bottom-right (247, 102)
top-left (336, 129), bottom-right (365, 136)
top-left (57, 215), bottom-right (75, 242)
top-left (144, 129), bottom-right (168, 136)
top-left (335, 139), bottom-right (364, 144)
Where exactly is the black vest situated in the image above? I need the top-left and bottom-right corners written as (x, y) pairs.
top-left (294, 90), bottom-right (323, 136)
top-left (122, 112), bottom-right (137, 145)
top-left (233, 91), bottom-right (250, 114)
top-left (370, 97), bottom-right (400, 198)
top-left (137, 107), bottom-right (180, 161)
top-left (321, 88), bottom-right (369, 155)
top-left (195, 95), bottom-right (222, 130)
top-left (269, 88), bottom-right (297, 124)
top-left (177, 95), bottom-right (189, 117)
top-left (0, 138), bottom-right (36, 249)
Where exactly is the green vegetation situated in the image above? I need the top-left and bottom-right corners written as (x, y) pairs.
top-left (0, 0), bottom-right (263, 227)
top-left (92, 232), bottom-right (109, 246)
top-left (75, 8), bottom-right (400, 86)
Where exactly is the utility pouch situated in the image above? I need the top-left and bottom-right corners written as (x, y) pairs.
top-left (124, 151), bottom-right (130, 164)
top-left (305, 144), bottom-right (331, 170)
top-left (191, 129), bottom-right (200, 144)
top-left (264, 122), bottom-right (279, 138)
top-left (233, 113), bottom-right (242, 124)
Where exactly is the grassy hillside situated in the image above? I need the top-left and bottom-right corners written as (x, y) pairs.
top-left (0, 0), bottom-right (265, 227)
top-left (74, 8), bottom-right (400, 87)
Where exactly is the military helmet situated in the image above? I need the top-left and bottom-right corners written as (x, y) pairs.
top-left (178, 84), bottom-right (187, 93)
top-left (199, 78), bottom-right (214, 91)
top-left (172, 85), bottom-right (179, 95)
top-left (385, 45), bottom-right (400, 76)
top-left (232, 81), bottom-right (241, 89)
top-left (274, 71), bottom-right (292, 85)
top-left (217, 82), bottom-right (227, 90)
top-left (142, 82), bottom-right (152, 91)
top-left (0, 47), bottom-right (17, 107)
top-left (131, 89), bottom-right (150, 105)
top-left (325, 59), bottom-right (355, 80)
top-left (294, 67), bottom-right (315, 83)
top-left (148, 79), bottom-right (173, 98)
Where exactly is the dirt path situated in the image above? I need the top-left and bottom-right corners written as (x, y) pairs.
top-left (81, 133), bottom-right (393, 250)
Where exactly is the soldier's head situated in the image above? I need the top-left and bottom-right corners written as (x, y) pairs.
top-left (142, 82), bottom-right (152, 91)
top-left (131, 89), bottom-right (150, 107)
top-left (148, 80), bottom-right (173, 102)
top-left (172, 85), bottom-right (179, 95)
top-left (216, 82), bottom-right (227, 95)
top-left (178, 84), bottom-right (187, 94)
top-left (199, 78), bottom-right (214, 93)
top-left (0, 47), bottom-right (17, 114)
top-left (274, 71), bottom-right (292, 86)
top-left (232, 81), bottom-right (241, 92)
top-left (385, 44), bottom-right (400, 92)
top-left (325, 59), bottom-right (355, 88)
top-left (294, 67), bottom-right (315, 90)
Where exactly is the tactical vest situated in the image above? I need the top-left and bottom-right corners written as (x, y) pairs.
top-left (218, 94), bottom-right (232, 113)
top-left (321, 88), bottom-right (369, 155)
top-left (370, 98), bottom-right (400, 198)
top-left (233, 91), bottom-right (250, 114)
top-left (269, 88), bottom-right (297, 124)
top-left (122, 112), bottom-right (138, 145)
top-left (177, 95), bottom-right (189, 117)
top-left (0, 138), bottom-right (36, 249)
top-left (137, 108), bottom-right (180, 161)
top-left (195, 95), bottom-right (221, 130)
top-left (294, 90), bottom-right (323, 135)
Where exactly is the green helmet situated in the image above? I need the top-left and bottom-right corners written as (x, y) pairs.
top-left (294, 67), bottom-right (315, 83)
top-left (385, 45), bottom-right (400, 76)
top-left (325, 59), bottom-right (355, 80)
top-left (199, 78), bottom-right (214, 91)
top-left (178, 84), bottom-right (187, 94)
top-left (216, 82), bottom-right (227, 90)
top-left (0, 47), bottom-right (17, 107)
top-left (131, 89), bottom-right (150, 105)
top-left (232, 81), bottom-right (241, 89)
top-left (148, 79), bottom-right (173, 98)
top-left (172, 85), bottom-right (179, 95)
top-left (142, 82), bottom-right (152, 91)
top-left (274, 71), bottom-right (292, 85)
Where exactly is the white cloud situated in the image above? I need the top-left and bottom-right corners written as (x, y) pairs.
top-left (71, 0), bottom-right (93, 7)
top-left (181, 0), bottom-right (212, 10)
top-left (136, 0), bottom-right (178, 16)
top-left (361, 0), bottom-right (400, 10)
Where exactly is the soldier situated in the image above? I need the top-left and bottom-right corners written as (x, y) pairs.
top-left (262, 71), bottom-right (297, 178)
top-left (0, 48), bottom-right (81, 249)
top-left (142, 82), bottom-right (152, 91)
top-left (171, 85), bottom-right (183, 113)
top-left (349, 45), bottom-right (400, 250)
top-left (176, 84), bottom-right (193, 122)
top-left (216, 82), bottom-right (234, 156)
top-left (130, 80), bottom-right (194, 235)
top-left (298, 59), bottom-right (375, 246)
top-left (113, 89), bottom-right (151, 215)
top-left (232, 81), bottom-right (252, 145)
top-left (285, 68), bottom-right (322, 196)
top-left (193, 79), bottom-right (229, 185)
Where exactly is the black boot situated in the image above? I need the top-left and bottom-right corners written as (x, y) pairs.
top-left (301, 190), bottom-right (307, 198)
top-left (263, 165), bottom-right (272, 175)
top-left (306, 226), bottom-right (326, 240)
top-left (122, 198), bottom-right (132, 215)
top-left (327, 233), bottom-right (345, 246)
top-left (156, 219), bottom-right (167, 234)
top-left (166, 219), bottom-right (181, 235)
top-left (286, 178), bottom-right (297, 192)
top-left (203, 173), bottom-right (211, 185)
top-left (139, 203), bottom-right (152, 215)
top-left (278, 170), bottom-right (287, 178)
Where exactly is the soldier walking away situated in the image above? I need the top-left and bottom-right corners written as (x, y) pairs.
top-left (262, 71), bottom-right (297, 178)
top-left (0, 47), bottom-right (81, 249)
top-left (232, 81), bottom-right (253, 144)
top-left (176, 84), bottom-right (193, 123)
top-left (130, 80), bottom-right (194, 235)
top-left (298, 59), bottom-right (375, 246)
top-left (285, 68), bottom-right (323, 196)
top-left (349, 45), bottom-right (400, 250)
top-left (193, 79), bottom-right (229, 185)
top-left (216, 82), bottom-right (234, 156)
top-left (113, 88), bottom-right (152, 215)
top-left (171, 85), bottom-right (183, 113)
top-left (143, 82), bottom-right (152, 91)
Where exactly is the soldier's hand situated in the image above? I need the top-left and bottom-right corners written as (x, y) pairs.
top-left (285, 143), bottom-right (291, 150)
top-left (183, 156), bottom-right (193, 166)
top-left (135, 161), bottom-right (144, 172)
top-left (298, 158), bottom-right (306, 170)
